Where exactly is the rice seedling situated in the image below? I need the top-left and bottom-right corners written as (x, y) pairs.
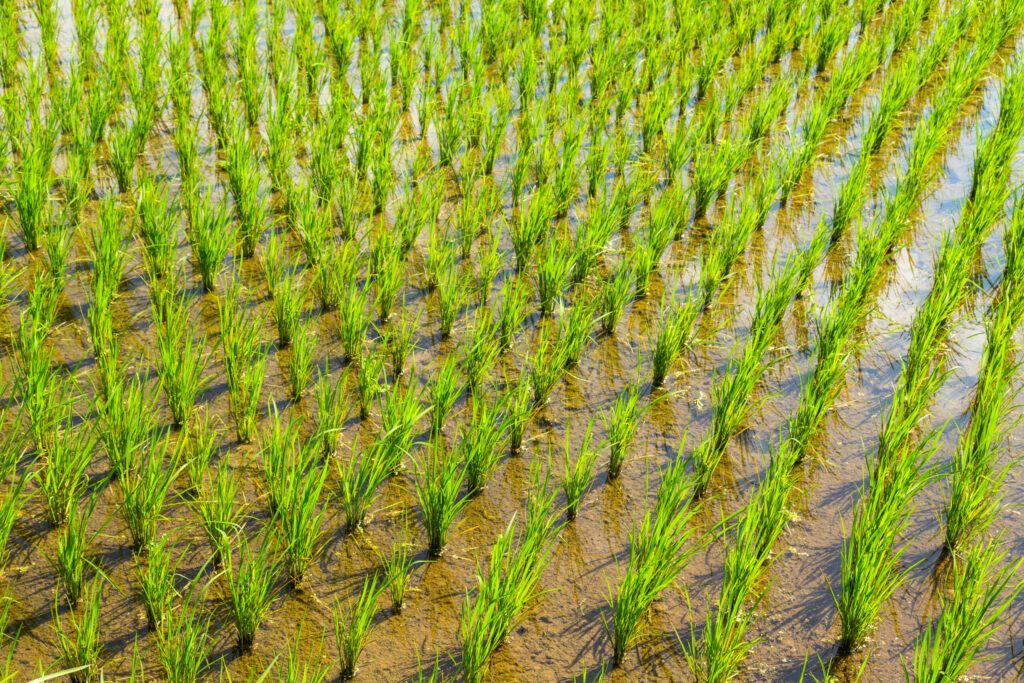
top-left (193, 462), bottom-right (243, 566)
top-left (37, 394), bottom-right (96, 527)
top-left (437, 263), bottom-right (468, 338)
top-left (155, 579), bottom-right (214, 683)
top-left (604, 383), bottom-right (647, 481)
top-left (510, 189), bottom-right (554, 272)
top-left (355, 350), bottom-right (386, 420)
top-left (219, 283), bottom-right (268, 443)
top-left (562, 420), bottom-right (600, 520)
top-left (496, 277), bottom-right (531, 351)
top-left (13, 107), bottom-right (56, 252)
top-left (287, 320), bottom-right (317, 401)
top-left (291, 182), bottom-right (332, 266)
top-left (52, 578), bottom-right (104, 683)
top-left (224, 531), bottom-right (280, 652)
top-left (556, 299), bottom-right (596, 370)
top-left (460, 471), bottom-right (560, 683)
top-left (460, 395), bottom-right (509, 496)
top-left (0, 469), bottom-right (25, 571)
top-left (504, 372), bottom-right (535, 455)
top-left (528, 331), bottom-right (566, 409)
top-left (135, 535), bottom-right (178, 631)
top-left (223, 122), bottom-right (269, 258)
top-left (121, 431), bottom-right (180, 553)
top-left (379, 311), bottom-right (418, 380)
top-left (279, 622), bottom-right (331, 683)
top-left (182, 408), bottom-right (219, 495)
top-left (373, 241), bottom-right (405, 324)
top-left (379, 523), bottom-right (416, 613)
top-left (274, 443), bottom-right (329, 586)
top-left (598, 262), bottom-right (634, 337)
top-left (415, 443), bottom-right (470, 557)
top-left (378, 381), bottom-right (430, 474)
top-left (429, 353), bottom-right (464, 437)
top-left (186, 190), bottom-right (234, 293)
top-left (108, 117), bottom-right (144, 194)
top-left (462, 313), bottom-right (501, 395)
top-left (154, 291), bottom-right (211, 426)
top-left (135, 178), bottom-right (179, 282)
top-left (43, 220), bottom-right (73, 284)
top-left (89, 196), bottom-right (129, 304)
top-left (333, 574), bottom-right (384, 679)
top-left (537, 237), bottom-right (575, 316)
top-left (55, 496), bottom-right (97, 608)
top-left (338, 283), bottom-right (371, 364)
top-left (87, 301), bottom-right (116, 395)
top-left (97, 373), bottom-right (156, 480)
top-left (313, 370), bottom-right (349, 459)
top-left (336, 438), bottom-right (390, 532)
top-left (272, 266), bottom-right (309, 349)
top-left (911, 541), bottom-right (1023, 682)
top-left (649, 296), bottom-right (696, 389)
top-left (609, 451), bottom-right (700, 666)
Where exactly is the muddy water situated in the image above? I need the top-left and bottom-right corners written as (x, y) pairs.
top-left (2, 1), bottom-right (1024, 681)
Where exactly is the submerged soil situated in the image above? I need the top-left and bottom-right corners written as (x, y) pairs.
top-left (3, 1), bottom-right (1024, 681)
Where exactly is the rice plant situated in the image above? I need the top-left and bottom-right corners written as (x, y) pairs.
top-left (610, 451), bottom-right (699, 666)
top-left (272, 267), bottom-right (309, 348)
top-left (379, 524), bottom-right (416, 613)
top-left (334, 575), bottom-right (384, 679)
top-left (287, 319), bottom-right (317, 401)
top-left (427, 355), bottom-right (461, 441)
top-left (497, 277), bottom-right (531, 351)
top-left (97, 373), bottom-right (156, 480)
top-left (314, 370), bottom-right (349, 458)
top-left (55, 496), bottom-right (97, 608)
top-left (13, 104), bottom-right (56, 251)
top-left (339, 283), bottom-right (371, 364)
top-left (460, 395), bottom-right (509, 495)
top-left (136, 535), bottom-right (178, 631)
top-left (274, 443), bottom-right (329, 586)
top-left (154, 292), bottom-right (211, 426)
top-left (911, 541), bottom-right (1023, 682)
top-left (605, 384), bottom-right (647, 480)
top-left (537, 237), bottom-right (574, 316)
top-left (37, 393), bottom-right (96, 527)
top-left (598, 262), bottom-right (634, 336)
top-left (186, 190), bottom-right (234, 292)
top-left (155, 579), bottom-right (214, 683)
top-left (181, 409), bottom-right (219, 495)
top-left (356, 351), bottom-right (386, 420)
top-left (193, 462), bottom-right (243, 566)
top-left (562, 420), bottom-right (600, 520)
top-left (219, 282), bottom-right (268, 443)
top-left (280, 621), bottom-right (331, 682)
top-left (336, 438), bottom-right (389, 532)
top-left (462, 313), bottom-right (501, 395)
top-left (415, 444), bottom-right (469, 557)
top-left (460, 470), bottom-right (560, 682)
top-left (381, 311), bottom-right (420, 380)
top-left (120, 431), bottom-right (180, 553)
top-left (52, 578), bottom-right (104, 683)
top-left (0, 471), bottom-right (26, 571)
top-left (224, 531), bottom-right (280, 652)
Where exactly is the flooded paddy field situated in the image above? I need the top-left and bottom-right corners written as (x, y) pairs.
top-left (2, 0), bottom-right (1024, 680)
